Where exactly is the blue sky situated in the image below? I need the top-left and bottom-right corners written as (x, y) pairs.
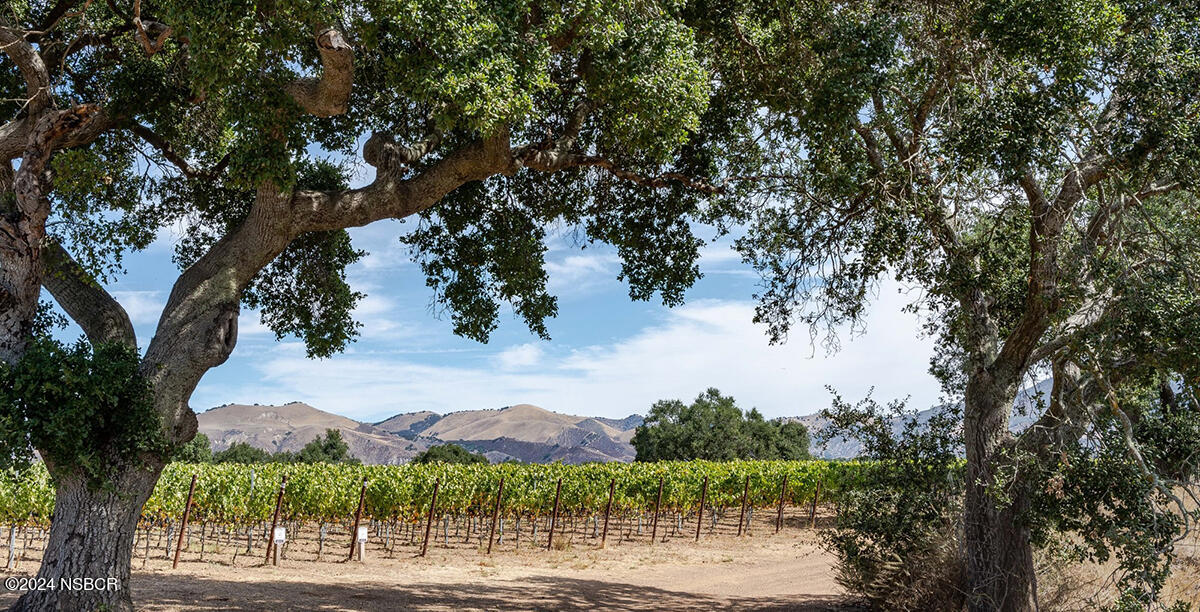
top-left (63, 207), bottom-right (944, 424)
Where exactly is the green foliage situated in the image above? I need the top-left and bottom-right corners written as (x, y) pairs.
top-left (411, 443), bottom-right (489, 465)
top-left (818, 393), bottom-right (966, 611)
top-left (48, 141), bottom-right (156, 281)
top-left (148, 158), bottom-right (366, 357)
top-left (294, 429), bottom-right (359, 464)
top-left (0, 458), bottom-right (870, 525)
top-left (0, 339), bottom-right (169, 486)
top-left (1024, 386), bottom-right (1200, 606)
top-left (211, 430), bottom-right (357, 464)
top-left (689, 0), bottom-right (1200, 346)
top-left (402, 179), bottom-right (557, 342)
top-left (213, 442), bottom-right (271, 464)
top-left (3, 0), bottom-right (720, 350)
top-left (686, 2), bottom-right (1200, 603)
top-left (172, 433), bottom-right (212, 463)
top-left (143, 459), bottom-right (860, 523)
top-left (631, 388), bottom-right (811, 461)
top-left (0, 467), bottom-right (52, 526)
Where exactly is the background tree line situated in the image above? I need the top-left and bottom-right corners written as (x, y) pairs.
top-left (173, 429), bottom-right (359, 465)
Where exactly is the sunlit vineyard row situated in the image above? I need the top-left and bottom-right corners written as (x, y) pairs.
top-left (0, 460), bottom-right (876, 525)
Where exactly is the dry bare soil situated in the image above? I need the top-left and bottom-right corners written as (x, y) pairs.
top-left (0, 510), bottom-right (850, 611)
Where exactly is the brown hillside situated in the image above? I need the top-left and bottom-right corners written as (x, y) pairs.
top-left (419, 404), bottom-right (625, 444)
top-left (197, 402), bottom-right (427, 464)
top-left (198, 402), bottom-right (640, 465)
top-left (373, 411), bottom-right (442, 438)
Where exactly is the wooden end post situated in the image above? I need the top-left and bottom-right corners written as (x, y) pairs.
top-left (172, 474), bottom-right (197, 569)
top-left (487, 477), bottom-right (505, 554)
top-left (600, 478), bottom-right (615, 548)
top-left (776, 475), bottom-right (788, 533)
top-left (737, 475), bottom-right (750, 537)
top-left (421, 480), bottom-right (439, 557)
top-left (265, 475), bottom-right (287, 564)
top-left (547, 478), bottom-right (562, 551)
top-left (695, 476), bottom-right (708, 542)
top-left (809, 477), bottom-right (822, 529)
top-left (650, 476), bottom-right (663, 544)
top-left (348, 476), bottom-right (367, 561)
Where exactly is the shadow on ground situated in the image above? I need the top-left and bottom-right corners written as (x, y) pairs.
top-left (133, 574), bottom-right (857, 611)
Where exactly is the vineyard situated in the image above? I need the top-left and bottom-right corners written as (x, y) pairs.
top-left (0, 460), bottom-right (868, 566)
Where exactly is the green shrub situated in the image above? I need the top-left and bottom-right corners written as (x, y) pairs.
top-left (819, 393), bottom-right (966, 611)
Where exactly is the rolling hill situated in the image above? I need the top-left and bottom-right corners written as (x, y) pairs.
top-left (200, 402), bottom-right (643, 464)
top-left (798, 379), bottom-right (1055, 458)
top-left (375, 404), bottom-right (642, 463)
top-left (197, 402), bottom-right (430, 464)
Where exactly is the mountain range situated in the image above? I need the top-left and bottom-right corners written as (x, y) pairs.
top-left (197, 402), bottom-right (643, 464)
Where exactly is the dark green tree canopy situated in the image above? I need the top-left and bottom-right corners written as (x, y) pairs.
top-left (631, 388), bottom-right (811, 462)
top-left (212, 441), bottom-right (272, 464)
top-left (295, 428), bottom-right (358, 464)
top-left (3, 0), bottom-right (728, 360)
top-left (210, 430), bottom-right (357, 464)
top-left (411, 443), bottom-right (489, 465)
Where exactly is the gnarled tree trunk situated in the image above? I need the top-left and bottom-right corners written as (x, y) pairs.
top-left (10, 460), bottom-right (164, 612)
top-left (963, 374), bottom-right (1038, 612)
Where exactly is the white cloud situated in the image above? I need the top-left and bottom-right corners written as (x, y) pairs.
top-left (494, 343), bottom-right (545, 370)
top-left (698, 241), bottom-right (743, 265)
top-left (195, 281), bottom-right (940, 422)
top-left (109, 290), bottom-right (165, 326)
top-left (351, 292), bottom-right (424, 340)
top-left (236, 312), bottom-right (272, 337)
top-left (545, 252), bottom-right (620, 296)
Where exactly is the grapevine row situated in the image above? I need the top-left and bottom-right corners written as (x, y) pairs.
top-left (0, 460), bottom-right (874, 525)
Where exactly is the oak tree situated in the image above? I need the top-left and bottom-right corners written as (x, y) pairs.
top-left (689, 1), bottom-right (1200, 609)
top-left (631, 388), bottom-right (812, 461)
top-left (0, 1), bottom-right (727, 609)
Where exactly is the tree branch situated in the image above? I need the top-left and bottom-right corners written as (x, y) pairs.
top-left (285, 28), bottom-right (353, 117)
top-left (130, 124), bottom-right (229, 179)
top-left (0, 22), bottom-right (53, 114)
top-left (27, 0), bottom-right (92, 42)
top-left (41, 239), bottom-right (136, 348)
top-left (131, 0), bottom-right (171, 55)
top-left (139, 131), bottom-right (516, 432)
top-left (511, 100), bottom-right (594, 170)
top-left (1015, 359), bottom-right (1097, 457)
top-left (996, 151), bottom-right (1154, 381)
top-left (1, 108), bottom-right (114, 162)
top-left (362, 129), bottom-right (443, 170)
top-left (1027, 288), bottom-right (1117, 365)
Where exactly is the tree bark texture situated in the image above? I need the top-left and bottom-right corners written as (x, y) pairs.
top-left (10, 460), bottom-right (164, 612)
top-left (963, 372), bottom-right (1038, 612)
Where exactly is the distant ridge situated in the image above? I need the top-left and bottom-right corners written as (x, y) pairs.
top-left (376, 404), bottom-right (639, 463)
top-left (201, 402), bottom-right (643, 465)
top-left (794, 379), bottom-right (1055, 459)
top-left (197, 402), bottom-right (427, 464)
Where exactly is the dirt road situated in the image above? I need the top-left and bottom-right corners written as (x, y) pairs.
top-left (0, 514), bottom-right (850, 611)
